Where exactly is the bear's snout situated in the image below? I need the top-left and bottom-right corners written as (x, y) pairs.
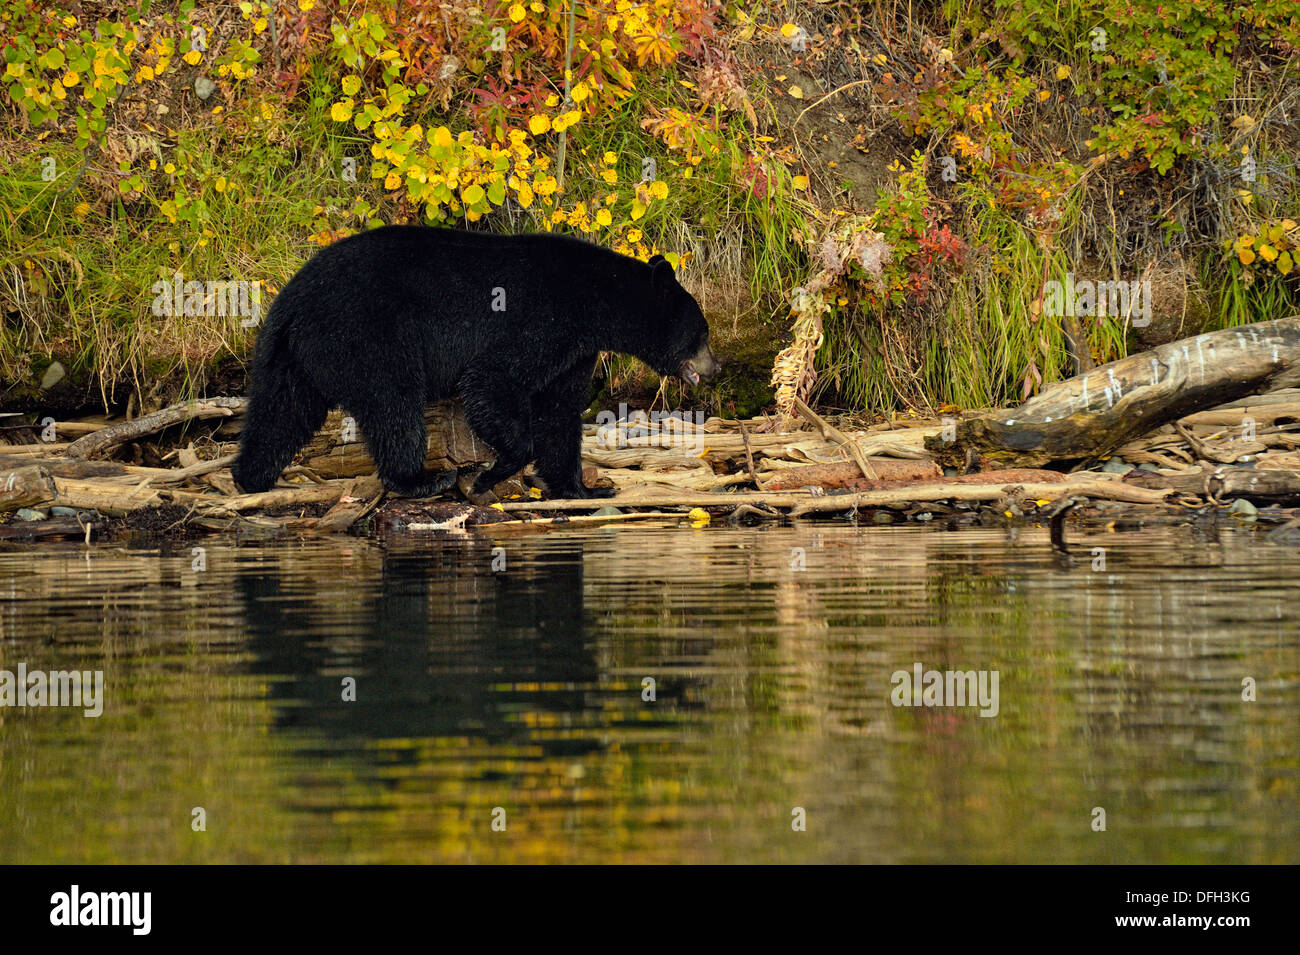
top-left (678, 343), bottom-right (720, 386)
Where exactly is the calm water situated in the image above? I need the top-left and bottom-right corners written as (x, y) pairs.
top-left (0, 523), bottom-right (1296, 864)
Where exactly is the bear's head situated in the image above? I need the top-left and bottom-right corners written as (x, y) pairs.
top-left (648, 254), bottom-right (720, 386)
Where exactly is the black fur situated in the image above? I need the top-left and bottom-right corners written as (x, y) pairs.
top-left (232, 226), bottom-right (716, 499)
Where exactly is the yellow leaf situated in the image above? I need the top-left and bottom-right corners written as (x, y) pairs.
top-left (1258, 243), bottom-right (1278, 262)
top-left (780, 23), bottom-right (798, 38)
top-left (183, 50), bottom-right (202, 66)
top-left (788, 85), bottom-right (804, 99)
top-left (432, 126), bottom-right (453, 148)
top-left (62, 71), bottom-right (79, 87)
top-left (1055, 65), bottom-right (1071, 80)
top-left (648, 180), bottom-right (668, 199)
top-left (630, 199), bottom-right (646, 221)
top-left (595, 208), bottom-right (612, 227)
top-left (603, 151), bottom-right (618, 164)
top-left (792, 175), bottom-right (809, 190)
top-left (509, 4), bottom-right (526, 23)
top-left (1278, 252), bottom-right (1294, 275)
top-left (1238, 247), bottom-right (1256, 265)
top-left (463, 183), bottom-right (486, 205)
top-left (528, 114), bottom-right (550, 135)
top-left (73, 202), bottom-right (91, 219)
top-left (330, 101), bottom-right (353, 122)
top-left (687, 508), bottom-right (711, 525)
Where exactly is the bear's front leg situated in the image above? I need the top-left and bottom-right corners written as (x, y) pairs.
top-left (459, 369), bottom-right (535, 501)
top-left (531, 355), bottom-right (615, 499)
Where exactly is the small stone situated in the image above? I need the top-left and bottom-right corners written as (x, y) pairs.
top-left (1228, 498), bottom-right (1258, 520)
top-left (50, 506), bottom-right (80, 517)
top-left (194, 76), bottom-right (216, 100)
top-left (40, 361), bottom-right (65, 390)
top-left (1101, 457), bottom-right (1134, 474)
top-left (15, 508), bottom-right (47, 521)
top-left (591, 506), bottom-right (622, 517)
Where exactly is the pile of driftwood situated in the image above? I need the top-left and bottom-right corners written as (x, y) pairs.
top-left (5, 315), bottom-right (1300, 541)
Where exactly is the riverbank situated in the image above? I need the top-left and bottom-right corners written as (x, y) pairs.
top-left (5, 381), bottom-right (1300, 545)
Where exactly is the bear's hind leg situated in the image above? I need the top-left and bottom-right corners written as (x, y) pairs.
top-left (352, 394), bottom-right (455, 498)
top-left (233, 364), bottom-right (330, 493)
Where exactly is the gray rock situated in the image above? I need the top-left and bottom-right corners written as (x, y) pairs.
top-left (1101, 457), bottom-right (1134, 474)
top-left (15, 508), bottom-right (47, 521)
top-left (40, 361), bottom-right (65, 390)
top-left (1228, 498), bottom-right (1258, 520)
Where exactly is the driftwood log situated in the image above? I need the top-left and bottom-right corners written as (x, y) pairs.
top-left (65, 397), bottom-right (247, 459)
top-left (1125, 466), bottom-right (1300, 501)
top-left (500, 474), bottom-right (1170, 514)
top-left (764, 459), bottom-right (941, 489)
top-left (928, 315), bottom-right (1300, 467)
top-left (0, 465), bottom-right (57, 512)
top-left (282, 403), bottom-right (493, 481)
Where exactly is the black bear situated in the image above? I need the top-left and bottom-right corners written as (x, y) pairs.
top-left (232, 226), bottom-right (718, 500)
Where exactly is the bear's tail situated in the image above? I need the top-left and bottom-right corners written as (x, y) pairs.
top-left (232, 312), bottom-right (329, 493)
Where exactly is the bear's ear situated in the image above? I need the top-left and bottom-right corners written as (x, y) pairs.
top-left (649, 254), bottom-right (675, 288)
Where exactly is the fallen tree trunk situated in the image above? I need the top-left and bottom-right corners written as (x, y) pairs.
top-left (500, 474), bottom-right (1168, 514)
top-left (164, 476), bottom-right (384, 513)
top-left (1125, 466), bottom-right (1300, 501)
top-left (51, 476), bottom-right (166, 515)
top-left (763, 458), bottom-right (941, 490)
top-left (291, 404), bottom-right (493, 480)
top-left (65, 397), bottom-right (247, 459)
top-left (0, 465), bottom-right (57, 512)
top-left (927, 315), bottom-right (1300, 467)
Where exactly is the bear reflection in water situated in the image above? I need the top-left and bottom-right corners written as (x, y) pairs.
top-left (239, 540), bottom-right (609, 759)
